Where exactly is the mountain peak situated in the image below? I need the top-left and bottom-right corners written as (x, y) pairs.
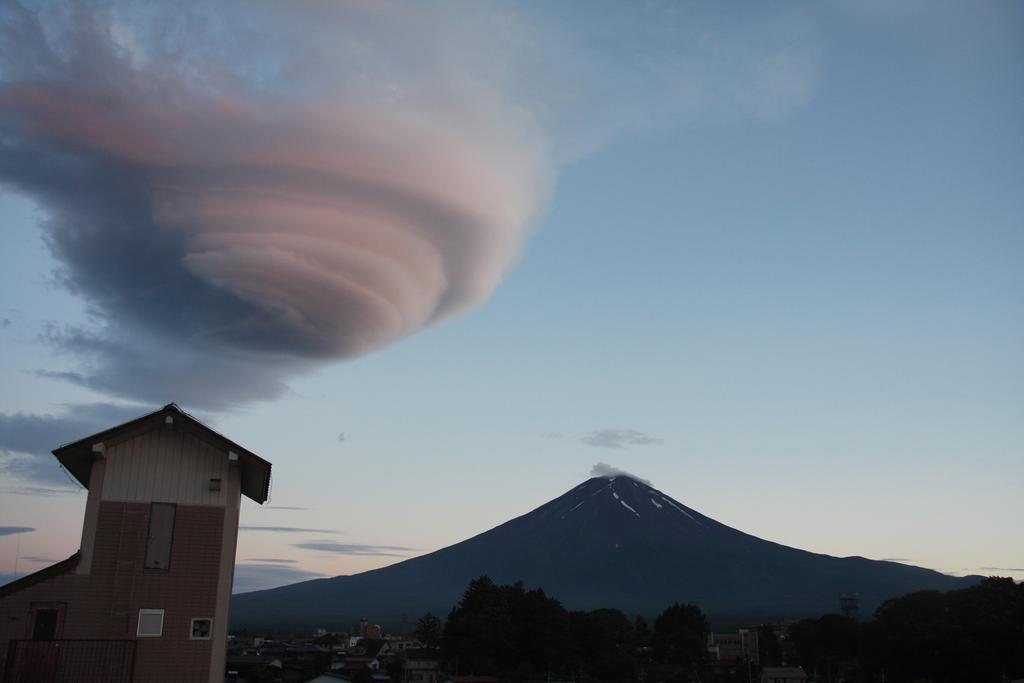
top-left (562, 475), bottom-right (704, 525)
top-left (588, 463), bottom-right (652, 486)
top-left (232, 475), bottom-right (979, 631)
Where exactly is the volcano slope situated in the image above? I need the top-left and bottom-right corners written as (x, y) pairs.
top-left (231, 476), bottom-right (977, 630)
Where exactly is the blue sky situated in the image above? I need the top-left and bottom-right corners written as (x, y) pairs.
top-left (1, 1), bottom-right (1022, 592)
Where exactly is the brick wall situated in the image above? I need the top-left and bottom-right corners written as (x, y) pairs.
top-left (0, 501), bottom-right (227, 682)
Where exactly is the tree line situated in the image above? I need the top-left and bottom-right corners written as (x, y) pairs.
top-left (780, 576), bottom-right (1024, 683)
top-left (429, 575), bottom-right (721, 682)
top-left (417, 575), bottom-right (1023, 683)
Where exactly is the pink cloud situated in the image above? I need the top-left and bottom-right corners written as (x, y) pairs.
top-left (0, 35), bottom-right (549, 366)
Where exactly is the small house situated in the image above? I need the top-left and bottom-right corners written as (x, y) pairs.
top-left (0, 404), bottom-right (271, 682)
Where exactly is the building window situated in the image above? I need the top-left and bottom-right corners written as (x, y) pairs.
top-left (191, 618), bottom-right (212, 640)
top-left (144, 503), bottom-right (175, 570)
top-left (137, 609), bottom-right (164, 637)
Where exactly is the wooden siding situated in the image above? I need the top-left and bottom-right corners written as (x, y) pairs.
top-left (101, 429), bottom-right (229, 506)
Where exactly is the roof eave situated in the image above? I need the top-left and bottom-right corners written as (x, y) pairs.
top-left (50, 403), bottom-right (272, 503)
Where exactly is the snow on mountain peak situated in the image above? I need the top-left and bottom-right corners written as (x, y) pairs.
top-left (560, 474), bottom-right (710, 526)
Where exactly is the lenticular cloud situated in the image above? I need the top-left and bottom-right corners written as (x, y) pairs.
top-left (0, 1), bottom-right (818, 410)
top-left (0, 1), bottom-right (550, 406)
top-left (1, 52), bottom-right (545, 359)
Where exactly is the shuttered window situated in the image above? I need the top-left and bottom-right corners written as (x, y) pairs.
top-left (145, 503), bottom-right (175, 570)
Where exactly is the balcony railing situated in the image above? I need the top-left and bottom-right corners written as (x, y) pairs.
top-left (3, 639), bottom-right (135, 683)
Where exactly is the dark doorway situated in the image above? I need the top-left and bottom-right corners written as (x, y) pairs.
top-left (27, 603), bottom-right (65, 641)
top-left (31, 609), bottom-right (58, 640)
top-left (14, 604), bottom-right (66, 683)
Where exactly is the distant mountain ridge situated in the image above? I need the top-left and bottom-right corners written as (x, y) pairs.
top-left (231, 476), bottom-right (979, 630)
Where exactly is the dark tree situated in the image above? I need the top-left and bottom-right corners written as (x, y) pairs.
top-left (652, 602), bottom-right (710, 676)
top-left (442, 576), bottom-right (572, 680)
top-left (631, 614), bottom-right (655, 676)
top-left (868, 576), bottom-right (1024, 682)
top-left (433, 576), bottom-right (1020, 683)
top-left (568, 608), bottom-right (637, 681)
top-left (757, 624), bottom-right (782, 667)
top-left (632, 615), bottom-right (652, 645)
top-left (783, 576), bottom-right (1024, 682)
top-left (789, 614), bottom-right (861, 681)
top-left (414, 612), bottom-right (442, 648)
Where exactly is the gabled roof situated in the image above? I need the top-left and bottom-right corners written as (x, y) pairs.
top-left (0, 552), bottom-right (79, 600)
top-left (51, 403), bottom-right (272, 503)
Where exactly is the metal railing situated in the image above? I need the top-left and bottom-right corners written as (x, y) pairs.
top-left (3, 639), bottom-right (135, 683)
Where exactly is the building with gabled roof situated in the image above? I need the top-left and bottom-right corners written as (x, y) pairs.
top-left (0, 403), bottom-right (271, 682)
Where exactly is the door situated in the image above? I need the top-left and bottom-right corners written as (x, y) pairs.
top-left (27, 603), bottom-right (65, 640)
top-left (16, 603), bottom-right (66, 682)
top-left (31, 609), bottom-right (59, 640)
